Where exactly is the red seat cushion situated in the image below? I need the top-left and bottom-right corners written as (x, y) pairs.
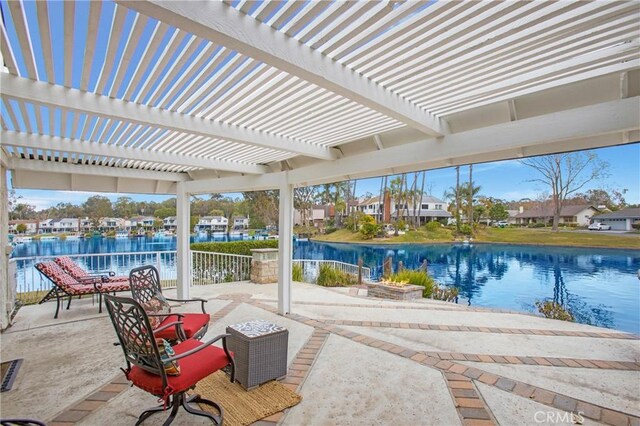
top-left (154, 313), bottom-right (210, 340)
top-left (127, 339), bottom-right (230, 396)
top-left (99, 282), bottom-right (131, 292)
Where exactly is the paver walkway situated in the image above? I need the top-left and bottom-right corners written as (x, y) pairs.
top-left (2, 282), bottom-right (638, 426)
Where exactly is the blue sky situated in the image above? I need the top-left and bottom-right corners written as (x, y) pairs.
top-left (9, 143), bottom-right (639, 210)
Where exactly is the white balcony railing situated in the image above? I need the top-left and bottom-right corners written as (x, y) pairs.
top-left (11, 251), bottom-right (368, 304)
top-left (293, 259), bottom-right (371, 283)
top-left (191, 251), bottom-right (252, 285)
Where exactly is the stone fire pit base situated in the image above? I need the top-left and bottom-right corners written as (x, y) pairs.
top-left (366, 282), bottom-right (423, 300)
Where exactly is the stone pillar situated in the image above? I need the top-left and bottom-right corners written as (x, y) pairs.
top-left (176, 182), bottom-right (190, 300)
top-left (250, 249), bottom-right (279, 284)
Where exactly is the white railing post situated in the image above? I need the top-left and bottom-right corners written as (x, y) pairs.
top-left (176, 182), bottom-right (191, 299)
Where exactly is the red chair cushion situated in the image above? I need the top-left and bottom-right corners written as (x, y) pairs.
top-left (55, 256), bottom-right (129, 285)
top-left (36, 262), bottom-right (96, 295)
top-left (154, 313), bottom-right (210, 340)
top-left (99, 282), bottom-right (131, 293)
top-left (127, 339), bottom-right (230, 396)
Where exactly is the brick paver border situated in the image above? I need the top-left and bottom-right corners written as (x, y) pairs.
top-left (320, 318), bottom-right (638, 340)
top-left (49, 293), bottom-right (640, 426)
top-left (246, 298), bottom-right (640, 426)
top-left (258, 328), bottom-right (330, 425)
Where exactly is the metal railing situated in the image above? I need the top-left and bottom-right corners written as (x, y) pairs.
top-left (293, 259), bottom-right (371, 283)
top-left (191, 251), bottom-right (252, 285)
top-left (11, 250), bottom-right (368, 304)
top-left (11, 251), bottom-right (178, 301)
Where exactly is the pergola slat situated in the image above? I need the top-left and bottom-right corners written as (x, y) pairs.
top-left (118, 0), bottom-right (448, 137)
top-left (1, 74), bottom-right (339, 160)
top-left (6, 0), bottom-right (38, 79)
top-left (1, 130), bottom-right (269, 175)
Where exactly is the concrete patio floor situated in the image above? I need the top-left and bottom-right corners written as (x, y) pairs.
top-left (1, 281), bottom-right (638, 426)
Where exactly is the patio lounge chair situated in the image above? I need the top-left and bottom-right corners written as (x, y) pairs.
top-left (35, 262), bottom-right (129, 318)
top-left (129, 265), bottom-right (210, 341)
top-left (104, 294), bottom-right (234, 426)
top-left (54, 256), bottom-right (130, 285)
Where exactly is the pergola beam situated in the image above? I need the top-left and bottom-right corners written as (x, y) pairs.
top-left (0, 73), bottom-right (339, 161)
top-left (290, 96), bottom-right (640, 185)
top-left (6, 157), bottom-right (189, 181)
top-left (1, 130), bottom-right (269, 175)
top-left (184, 97), bottom-right (639, 192)
top-left (116, 0), bottom-right (448, 137)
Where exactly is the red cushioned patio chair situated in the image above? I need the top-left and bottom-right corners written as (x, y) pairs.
top-left (104, 294), bottom-right (234, 426)
top-left (36, 261), bottom-right (131, 318)
top-left (54, 256), bottom-right (130, 287)
top-left (129, 265), bottom-right (209, 341)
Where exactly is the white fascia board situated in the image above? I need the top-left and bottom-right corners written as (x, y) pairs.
top-left (116, 0), bottom-right (448, 137)
top-left (185, 170), bottom-right (286, 194)
top-left (7, 157), bottom-right (188, 181)
top-left (1, 130), bottom-right (268, 175)
top-left (0, 73), bottom-right (338, 161)
top-left (11, 169), bottom-right (178, 194)
top-left (288, 97), bottom-right (640, 185)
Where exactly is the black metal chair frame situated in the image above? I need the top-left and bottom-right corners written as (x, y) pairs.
top-left (104, 294), bottom-right (235, 426)
top-left (129, 265), bottom-right (209, 340)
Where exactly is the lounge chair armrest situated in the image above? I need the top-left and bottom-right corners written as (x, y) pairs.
top-left (167, 333), bottom-right (233, 362)
top-left (164, 297), bottom-right (207, 313)
top-left (78, 276), bottom-right (103, 284)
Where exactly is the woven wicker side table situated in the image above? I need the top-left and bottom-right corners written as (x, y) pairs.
top-left (226, 319), bottom-right (288, 390)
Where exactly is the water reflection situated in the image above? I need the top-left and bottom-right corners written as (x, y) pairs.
top-left (294, 241), bottom-right (639, 334)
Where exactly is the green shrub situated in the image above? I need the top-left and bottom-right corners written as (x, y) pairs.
top-left (528, 222), bottom-right (546, 228)
top-left (390, 269), bottom-right (434, 297)
top-left (359, 222), bottom-right (379, 239)
top-left (535, 300), bottom-right (574, 322)
top-left (424, 221), bottom-right (441, 232)
top-left (324, 227), bottom-right (337, 235)
top-left (460, 224), bottom-right (472, 235)
top-left (631, 222), bottom-right (640, 230)
top-left (432, 284), bottom-right (459, 302)
top-left (292, 263), bottom-right (303, 282)
top-left (190, 240), bottom-right (278, 256)
top-left (316, 264), bottom-right (357, 287)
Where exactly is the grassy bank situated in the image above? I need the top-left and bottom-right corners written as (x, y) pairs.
top-left (313, 227), bottom-right (454, 244)
top-left (313, 227), bottom-right (640, 249)
top-left (475, 228), bottom-right (640, 249)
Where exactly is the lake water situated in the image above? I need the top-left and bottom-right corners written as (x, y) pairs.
top-left (296, 241), bottom-right (640, 334)
top-left (11, 237), bottom-right (640, 334)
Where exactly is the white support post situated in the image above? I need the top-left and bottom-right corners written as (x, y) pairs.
top-left (176, 182), bottom-right (190, 300)
top-left (0, 164), bottom-right (12, 330)
top-left (277, 178), bottom-right (293, 315)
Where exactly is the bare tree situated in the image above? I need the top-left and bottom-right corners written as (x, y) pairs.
top-left (520, 152), bottom-right (609, 231)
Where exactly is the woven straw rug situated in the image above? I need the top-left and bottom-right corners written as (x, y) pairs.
top-left (193, 371), bottom-right (302, 426)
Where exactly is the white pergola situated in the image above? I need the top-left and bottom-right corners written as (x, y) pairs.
top-left (1, 0), bottom-right (639, 327)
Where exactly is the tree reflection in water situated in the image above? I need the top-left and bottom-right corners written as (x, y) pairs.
top-left (294, 241), bottom-right (637, 332)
